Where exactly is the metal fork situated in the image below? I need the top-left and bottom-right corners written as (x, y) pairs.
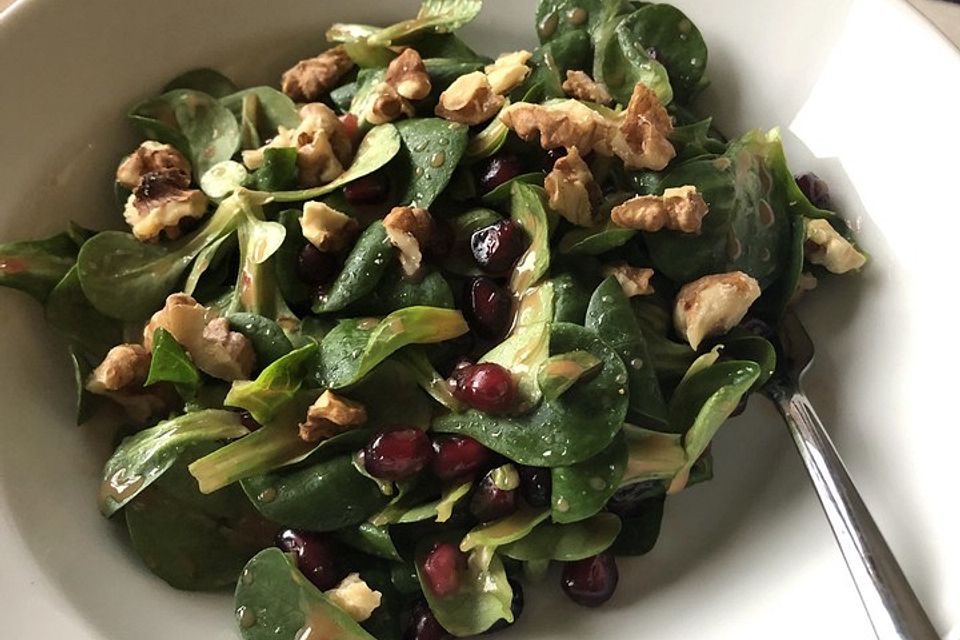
top-left (763, 312), bottom-right (940, 640)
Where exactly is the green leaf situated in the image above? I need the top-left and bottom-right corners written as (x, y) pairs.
top-left (537, 350), bottom-right (603, 401)
top-left (621, 424), bottom-right (686, 484)
top-left (313, 306), bottom-right (468, 389)
top-left (534, 0), bottom-right (632, 45)
top-left (501, 512), bottom-right (622, 561)
top-left (163, 68), bottom-right (239, 98)
top-left (44, 265), bottom-right (123, 362)
top-left (274, 209), bottom-right (314, 307)
top-left (434, 322), bottom-right (629, 467)
top-left (199, 160), bottom-right (249, 200)
top-left (594, 6), bottom-right (674, 105)
top-left (259, 124), bottom-right (402, 202)
top-left (586, 277), bottom-right (668, 428)
top-left (98, 409), bottom-right (249, 516)
top-left (235, 548), bottom-right (377, 640)
top-left (227, 312), bottom-right (295, 368)
top-left (224, 343), bottom-right (319, 424)
top-left (632, 299), bottom-right (697, 386)
top-left (395, 348), bottom-right (464, 412)
top-left (719, 334), bottom-right (777, 391)
top-left (327, 0), bottom-right (483, 46)
top-left (464, 102), bottom-right (511, 161)
top-left (129, 89), bottom-right (240, 177)
top-left (518, 29), bottom-right (592, 100)
top-left (251, 147), bottom-right (299, 192)
top-left (610, 494), bottom-right (664, 556)
top-left (335, 523), bottom-right (402, 561)
top-left (70, 348), bottom-right (100, 425)
top-left (480, 172), bottom-right (544, 205)
top-left (0, 231), bottom-right (79, 303)
top-left (558, 221), bottom-right (637, 255)
top-left (344, 267), bottom-right (454, 316)
top-left (551, 430), bottom-right (627, 523)
top-left (393, 118), bottom-right (469, 209)
top-left (315, 222), bottom-right (395, 314)
top-left (550, 269), bottom-right (597, 324)
top-left (220, 87), bottom-right (301, 141)
top-left (126, 444), bottom-right (274, 590)
top-left (460, 507), bottom-right (551, 552)
top-left (145, 327), bottom-right (201, 393)
top-left (508, 182), bottom-right (552, 295)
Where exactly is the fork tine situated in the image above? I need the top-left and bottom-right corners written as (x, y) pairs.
top-left (778, 311), bottom-right (815, 381)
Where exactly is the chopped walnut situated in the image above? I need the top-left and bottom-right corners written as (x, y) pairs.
top-left (435, 72), bottom-right (505, 125)
top-left (143, 293), bottom-right (215, 350)
top-left (116, 141), bottom-right (192, 189)
top-left (383, 206), bottom-right (433, 277)
top-left (610, 82), bottom-right (676, 170)
top-left (603, 263), bottom-right (655, 298)
top-left (299, 390), bottom-right (367, 442)
top-left (562, 70), bottom-right (612, 105)
top-left (87, 344), bottom-right (151, 393)
top-left (804, 219), bottom-right (866, 274)
top-left (281, 45), bottom-right (355, 102)
top-left (611, 186), bottom-right (709, 234)
top-left (499, 100), bottom-right (615, 156)
top-left (385, 48), bottom-right (432, 100)
top-left (543, 147), bottom-right (601, 226)
top-left (366, 81), bottom-right (417, 125)
top-left (673, 272), bottom-right (761, 349)
top-left (300, 201), bottom-right (359, 252)
top-left (122, 169), bottom-right (208, 242)
top-left (484, 50), bottom-right (532, 95)
top-left (299, 103), bottom-right (354, 167)
top-left (324, 573), bottom-right (382, 622)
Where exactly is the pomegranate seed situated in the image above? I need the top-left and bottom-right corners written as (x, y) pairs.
top-left (404, 600), bottom-right (452, 640)
top-left (238, 410), bottom-right (261, 432)
top-left (470, 221), bottom-right (528, 275)
top-left (296, 244), bottom-right (339, 287)
top-left (466, 278), bottom-right (512, 338)
top-left (422, 542), bottom-right (466, 597)
top-left (470, 472), bottom-right (518, 522)
top-left (478, 154), bottom-right (524, 192)
top-left (431, 435), bottom-right (492, 481)
top-left (517, 465), bottom-right (551, 508)
top-left (364, 428), bottom-right (432, 481)
top-left (451, 363), bottom-right (516, 414)
top-left (795, 172), bottom-right (832, 210)
top-left (424, 218), bottom-right (454, 261)
top-left (561, 552), bottom-right (619, 607)
top-left (487, 579), bottom-right (524, 633)
top-left (343, 173), bottom-right (388, 205)
top-left (276, 529), bottom-right (342, 591)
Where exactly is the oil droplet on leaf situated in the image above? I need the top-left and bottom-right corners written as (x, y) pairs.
top-left (237, 606), bottom-right (257, 629)
top-left (430, 151), bottom-right (446, 167)
top-left (258, 487), bottom-right (278, 503)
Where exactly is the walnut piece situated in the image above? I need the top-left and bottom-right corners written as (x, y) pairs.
top-left (499, 99), bottom-right (615, 155)
top-left (603, 263), bottom-right (655, 298)
top-left (610, 82), bottom-right (676, 170)
top-left (300, 201), bottom-right (359, 252)
top-left (611, 185), bottom-right (709, 234)
top-left (366, 81), bottom-right (417, 125)
top-left (122, 169), bottom-right (208, 242)
top-left (324, 574), bottom-right (382, 622)
top-left (543, 146), bottom-right (601, 227)
top-left (484, 50), bottom-right (532, 95)
top-left (383, 206), bottom-right (433, 277)
top-left (281, 45), bottom-right (355, 102)
top-left (562, 70), bottom-right (612, 105)
top-left (299, 390), bottom-right (368, 443)
top-left (435, 71), bottom-right (505, 125)
top-left (804, 219), bottom-right (866, 274)
top-left (673, 272), bottom-right (761, 349)
top-left (385, 48), bottom-right (432, 101)
top-left (116, 141), bottom-right (192, 189)
top-left (87, 344), bottom-right (151, 393)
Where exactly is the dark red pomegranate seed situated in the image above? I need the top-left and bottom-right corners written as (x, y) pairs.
top-left (517, 465), bottom-right (551, 508)
top-left (276, 529), bottom-right (342, 591)
top-left (364, 428), bottom-right (433, 481)
top-left (478, 154), bottom-right (524, 192)
top-left (466, 277), bottom-right (512, 338)
top-left (470, 472), bottom-right (518, 522)
top-left (422, 542), bottom-right (466, 597)
top-left (486, 579), bottom-right (524, 633)
top-left (795, 172), bottom-right (832, 210)
top-left (404, 600), bottom-right (452, 640)
top-left (561, 552), bottom-right (619, 607)
top-left (431, 435), bottom-right (492, 481)
top-left (238, 410), bottom-right (261, 432)
top-left (451, 363), bottom-right (516, 414)
top-left (470, 220), bottom-right (528, 275)
top-left (296, 243), bottom-right (339, 287)
top-left (343, 173), bottom-right (388, 205)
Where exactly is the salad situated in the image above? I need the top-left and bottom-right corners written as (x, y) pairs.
top-left (0, 0), bottom-right (868, 638)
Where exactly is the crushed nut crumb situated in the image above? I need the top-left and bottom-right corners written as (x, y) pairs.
top-left (324, 573), bottom-right (382, 622)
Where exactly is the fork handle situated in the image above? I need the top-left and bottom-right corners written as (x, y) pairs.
top-left (769, 387), bottom-right (940, 640)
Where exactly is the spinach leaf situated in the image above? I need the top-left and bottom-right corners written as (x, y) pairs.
top-left (77, 193), bottom-right (243, 320)
top-left (126, 444), bottom-right (274, 591)
top-left (534, 0), bottom-right (631, 44)
top-left (314, 307), bottom-right (468, 389)
top-left (671, 117), bottom-right (726, 161)
top-left (375, 478), bottom-right (473, 526)
top-left (719, 334), bottom-right (776, 391)
top-left (98, 409), bottom-right (249, 516)
top-left (586, 277), bottom-right (667, 428)
top-left (550, 268), bottom-right (597, 324)
top-left (199, 160), bottom-right (250, 200)
top-left (221, 87), bottom-right (301, 141)
top-left (393, 118), bottom-right (469, 209)
top-left (0, 230), bottom-right (80, 303)
top-left (501, 512), bottom-right (621, 561)
top-left (461, 507), bottom-right (551, 551)
top-left (519, 29), bottom-right (592, 100)
top-left (235, 547), bottom-right (377, 640)
top-left (464, 103), bottom-right (511, 161)
top-left (44, 265), bottom-right (123, 361)
top-left (242, 453), bottom-right (390, 531)
top-left (327, 0), bottom-right (483, 47)
top-left (632, 298), bottom-right (697, 385)
top-left (395, 348), bottom-right (464, 412)
top-left (315, 221), bottom-right (395, 314)
top-left (480, 172), bottom-right (544, 205)
top-left (610, 494), bottom-right (664, 556)
top-left (621, 424), bottom-right (686, 484)
top-left (224, 343), bottom-right (318, 424)
top-left (537, 350), bottom-right (603, 401)
top-left (128, 89), bottom-right (240, 177)
top-left (407, 32), bottom-right (489, 62)
top-left (70, 349), bottom-right (100, 425)
top-left (274, 209), bottom-right (314, 306)
top-left (163, 68), bottom-right (238, 98)
top-left (226, 312), bottom-right (295, 368)
top-left (251, 147), bottom-right (299, 192)
top-left (551, 430), bottom-right (627, 523)
top-left (182, 231), bottom-right (236, 296)
top-left (145, 327), bottom-right (201, 394)
top-left (345, 268), bottom-right (454, 315)
top-left (592, 7), bottom-right (673, 105)
top-left (335, 523), bottom-right (403, 562)
top-left (434, 322), bottom-right (628, 467)
top-left (558, 221), bottom-right (636, 255)
top-left (508, 182), bottom-right (551, 295)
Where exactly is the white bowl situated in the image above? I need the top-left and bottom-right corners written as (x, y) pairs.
top-left (1, 1), bottom-right (958, 638)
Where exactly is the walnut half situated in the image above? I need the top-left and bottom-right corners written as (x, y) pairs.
top-left (499, 99), bottom-right (614, 155)
top-left (122, 169), bottom-right (208, 242)
top-left (673, 272), bottom-right (761, 349)
top-left (299, 390), bottom-right (368, 443)
top-left (544, 146), bottom-right (601, 227)
top-left (281, 45), bottom-right (355, 102)
top-left (611, 185), bottom-right (709, 234)
top-left (116, 141), bottom-right (192, 189)
top-left (435, 72), bottom-right (504, 126)
top-left (610, 82), bottom-right (676, 170)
